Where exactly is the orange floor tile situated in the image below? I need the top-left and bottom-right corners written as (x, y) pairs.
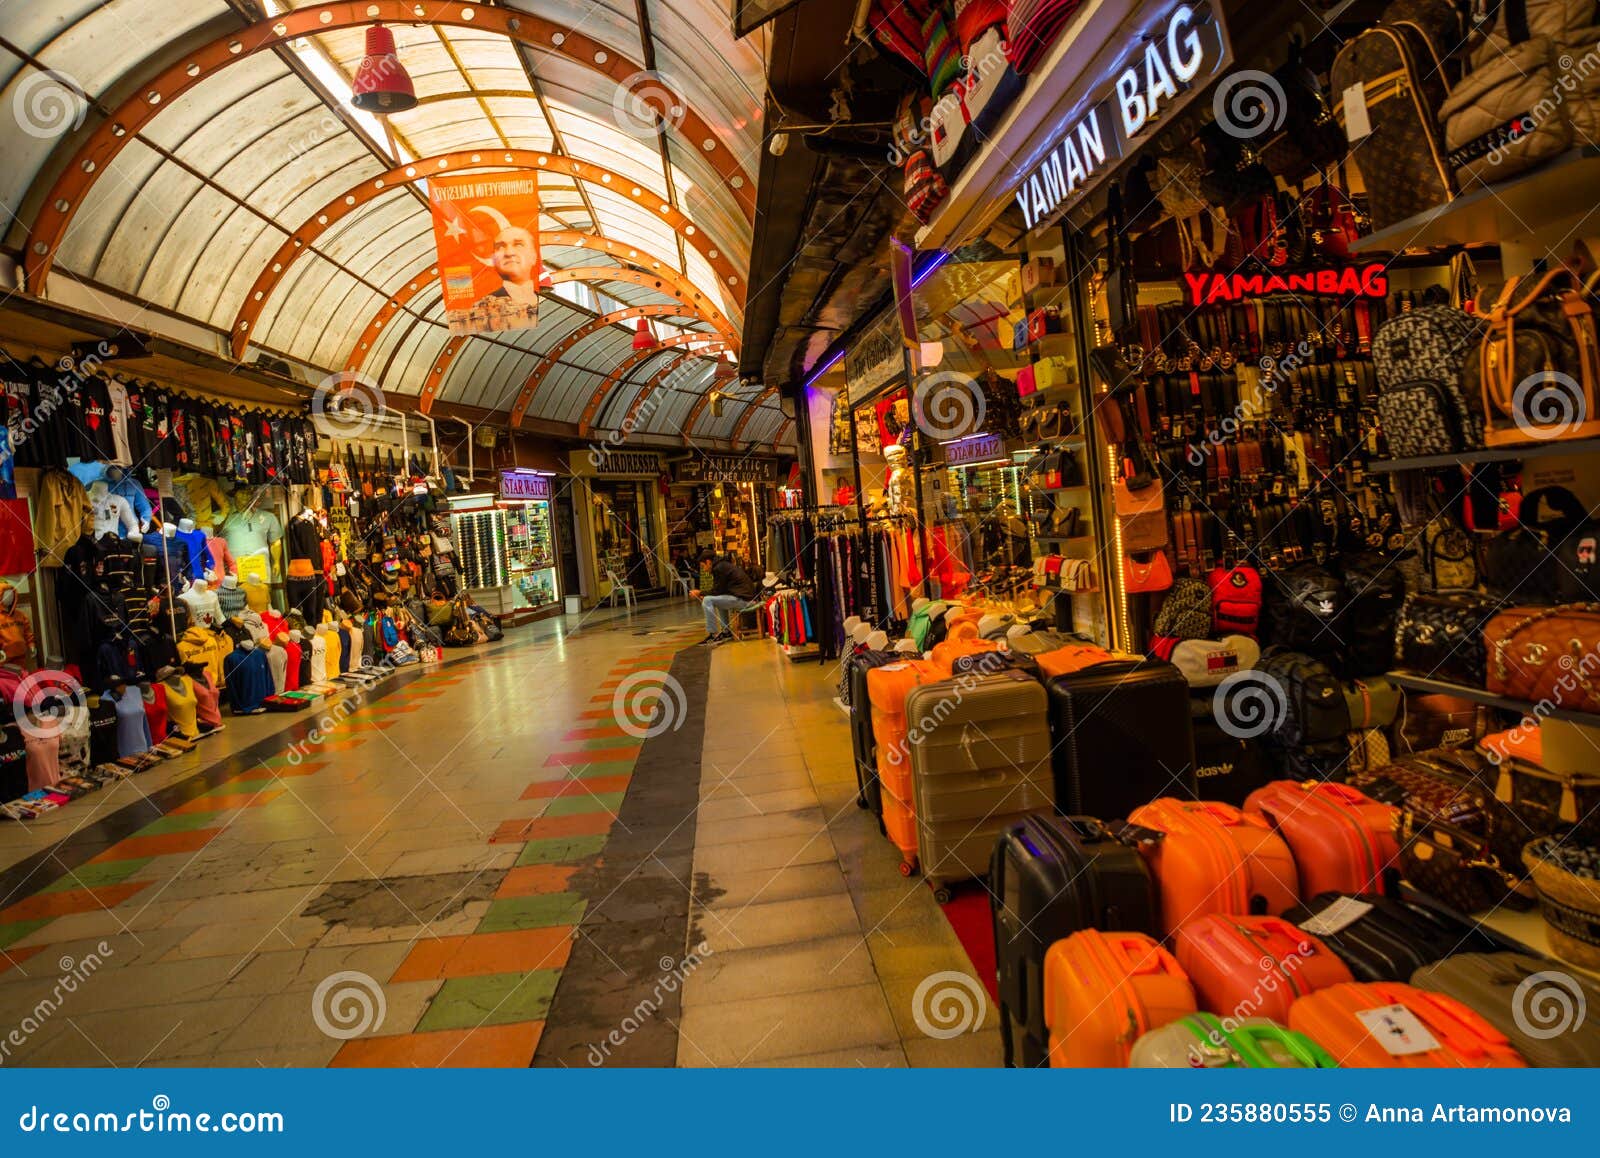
top-left (494, 864), bottom-right (582, 898)
top-left (90, 828), bottom-right (223, 862)
top-left (0, 945), bottom-right (44, 976)
top-left (0, 880), bottom-right (152, 923)
top-left (521, 774), bottom-right (632, 800)
top-left (329, 1021), bottom-right (544, 1068)
top-left (543, 747), bottom-right (640, 767)
top-left (390, 926), bottom-right (574, 983)
top-left (172, 789), bottom-right (284, 815)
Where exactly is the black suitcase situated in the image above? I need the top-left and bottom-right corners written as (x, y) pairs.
top-left (1282, 891), bottom-right (1516, 982)
top-left (1189, 707), bottom-right (1276, 806)
top-left (990, 814), bottom-right (1159, 1067)
top-left (1046, 659), bottom-right (1196, 817)
top-left (847, 649), bottom-right (900, 825)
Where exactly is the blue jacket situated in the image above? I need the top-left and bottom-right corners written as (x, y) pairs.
top-left (69, 461), bottom-right (153, 525)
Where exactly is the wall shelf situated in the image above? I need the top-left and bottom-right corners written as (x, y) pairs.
top-left (1388, 671), bottom-right (1600, 728)
top-left (1368, 436), bottom-right (1600, 473)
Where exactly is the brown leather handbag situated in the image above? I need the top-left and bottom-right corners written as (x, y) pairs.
top-left (1471, 270), bottom-right (1600, 447)
top-left (1484, 603), bottom-right (1600, 712)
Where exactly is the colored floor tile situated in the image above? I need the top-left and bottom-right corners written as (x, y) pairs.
top-left (135, 811), bottom-right (228, 836)
top-left (524, 812), bottom-right (617, 839)
top-left (0, 944), bottom-right (44, 976)
top-left (330, 1021), bottom-right (543, 1068)
top-left (203, 777), bottom-right (281, 795)
top-left (568, 736), bottom-right (645, 751)
top-left (560, 724), bottom-right (635, 741)
top-left (0, 881), bottom-right (151, 924)
top-left (91, 828), bottom-right (222, 862)
top-left (543, 747), bottom-right (641, 767)
top-left (494, 864), bottom-right (581, 898)
top-left (521, 774), bottom-right (631, 800)
top-left (477, 894), bottom-right (586, 934)
top-left (0, 920), bottom-right (51, 951)
top-left (39, 858), bottom-right (152, 892)
top-left (513, 835), bottom-right (608, 867)
top-left (540, 793), bottom-right (625, 818)
top-left (415, 970), bottom-right (562, 1032)
top-left (390, 927), bottom-right (574, 983)
top-left (171, 789), bottom-right (284, 815)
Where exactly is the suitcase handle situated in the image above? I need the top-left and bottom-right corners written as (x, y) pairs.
top-left (1103, 932), bottom-right (1180, 977)
top-left (1307, 781), bottom-right (1372, 807)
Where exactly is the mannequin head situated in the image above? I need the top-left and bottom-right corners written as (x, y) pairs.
top-left (238, 638), bottom-right (256, 651)
top-left (0, 582), bottom-right (14, 612)
top-left (128, 530), bottom-right (143, 544)
top-left (183, 661), bottom-right (207, 683)
top-left (289, 630), bottom-right (302, 644)
top-left (89, 479), bottom-right (110, 501)
top-left (221, 575), bottom-right (239, 590)
top-left (178, 518), bottom-right (196, 534)
top-left (274, 633), bottom-right (289, 646)
top-left (188, 579), bottom-right (209, 594)
top-left (155, 665), bottom-right (180, 684)
top-left (162, 522), bottom-right (177, 537)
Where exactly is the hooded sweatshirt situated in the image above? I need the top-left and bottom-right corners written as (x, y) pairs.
top-left (0, 581), bottom-right (36, 666)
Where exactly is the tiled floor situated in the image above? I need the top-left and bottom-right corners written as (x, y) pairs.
top-left (0, 605), bottom-right (995, 1067)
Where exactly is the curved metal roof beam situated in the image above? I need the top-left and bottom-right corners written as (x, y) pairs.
top-left (730, 384), bottom-right (779, 444)
top-left (576, 339), bottom-right (727, 437)
top-left (22, 1), bottom-right (754, 291)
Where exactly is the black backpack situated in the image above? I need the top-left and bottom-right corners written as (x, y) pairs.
top-left (1481, 486), bottom-right (1589, 604)
top-left (1266, 564), bottom-right (1344, 656)
top-left (1371, 305), bottom-right (1486, 458)
top-left (1259, 650), bottom-right (1350, 749)
top-left (1335, 552), bottom-right (1408, 677)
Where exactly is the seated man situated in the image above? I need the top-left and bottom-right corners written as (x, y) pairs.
top-left (691, 550), bottom-right (757, 644)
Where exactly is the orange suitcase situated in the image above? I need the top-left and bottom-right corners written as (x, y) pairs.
top-left (1173, 914), bottom-right (1354, 1025)
top-left (1245, 780), bottom-right (1400, 896)
top-left (1288, 981), bottom-right (1527, 1068)
top-left (866, 661), bottom-right (944, 862)
top-left (1035, 643), bottom-right (1133, 679)
top-left (929, 636), bottom-right (997, 674)
top-left (1043, 930), bottom-right (1196, 1067)
top-left (1127, 799), bottom-right (1300, 934)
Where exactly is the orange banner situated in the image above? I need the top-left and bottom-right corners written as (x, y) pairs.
top-left (428, 171), bottom-right (545, 336)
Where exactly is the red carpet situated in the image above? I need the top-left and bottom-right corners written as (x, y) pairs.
top-left (938, 889), bottom-right (999, 1002)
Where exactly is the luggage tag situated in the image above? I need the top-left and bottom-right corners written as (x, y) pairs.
top-left (1297, 894), bottom-right (1373, 936)
top-left (1355, 1004), bottom-right (1442, 1057)
top-left (1342, 85), bottom-right (1373, 142)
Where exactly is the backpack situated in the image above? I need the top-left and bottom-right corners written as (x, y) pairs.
top-left (1206, 565), bottom-right (1262, 637)
top-left (1371, 305), bottom-right (1486, 458)
top-left (1259, 651), bottom-right (1350, 749)
top-left (1334, 552), bottom-right (1408, 677)
top-left (1265, 564), bottom-right (1344, 656)
top-left (1153, 578), bottom-right (1213, 639)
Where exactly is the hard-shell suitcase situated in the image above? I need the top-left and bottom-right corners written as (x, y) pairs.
top-left (1331, 17), bottom-right (1457, 232)
top-left (904, 670), bottom-right (1052, 895)
top-left (1127, 799), bottom-right (1301, 935)
top-left (1130, 1013), bottom-right (1338, 1069)
top-left (1288, 981), bottom-right (1526, 1068)
top-left (1173, 914), bottom-right (1354, 1025)
top-left (1047, 659), bottom-right (1196, 817)
top-left (1245, 781), bottom-right (1401, 897)
top-left (1282, 891), bottom-right (1515, 981)
top-left (990, 815), bottom-right (1160, 1067)
top-left (847, 649), bottom-right (901, 824)
top-left (1043, 929), bottom-right (1196, 1067)
top-left (929, 636), bottom-right (998, 674)
top-left (867, 660), bottom-right (946, 864)
top-left (1410, 952), bottom-right (1600, 1067)
top-left (1190, 711), bottom-right (1276, 806)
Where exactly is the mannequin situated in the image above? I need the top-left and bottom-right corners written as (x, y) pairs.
top-left (184, 661), bottom-right (224, 734)
top-left (23, 711), bottom-right (61, 791)
top-left (178, 578), bottom-right (222, 629)
top-left (240, 609), bottom-right (268, 643)
top-left (220, 489), bottom-right (282, 585)
top-left (159, 666), bottom-right (198, 740)
top-left (322, 621), bottom-right (343, 677)
top-left (222, 639), bottom-right (271, 714)
top-left (0, 581), bottom-right (36, 667)
top-left (174, 518), bottom-right (213, 583)
top-left (285, 509), bottom-right (325, 622)
top-left (263, 635), bottom-right (287, 695)
top-left (89, 478), bottom-right (139, 538)
top-left (865, 629), bottom-right (889, 651)
top-left (850, 622), bottom-right (872, 647)
top-left (308, 625), bottom-right (328, 685)
top-left (290, 629), bottom-right (312, 689)
top-left (57, 702), bottom-right (90, 780)
top-left (141, 679), bottom-right (168, 746)
top-left (893, 639), bottom-right (920, 655)
top-left (842, 615), bottom-right (862, 638)
top-left (204, 527), bottom-right (236, 580)
top-left (260, 606), bottom-right (288, 640)
top-left (104, 678), bottom-right (151, 758)
top-left (341, 618), bottom-right (362, 674)
top-left (883, 443), bottom-right (914, 514)
top-left (216, 574), bottom-right (248, 617)
top-left (172, 474), bottom-right (228, 529)
top-left (281, 631), bottom-right (303, 692)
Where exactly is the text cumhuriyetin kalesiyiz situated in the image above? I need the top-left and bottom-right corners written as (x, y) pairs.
top-left (1365, 1104), bottom-right (1572, 1123)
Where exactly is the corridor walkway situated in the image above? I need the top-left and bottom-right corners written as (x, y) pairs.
top-left (0, 609), bottom-right (994, 1067)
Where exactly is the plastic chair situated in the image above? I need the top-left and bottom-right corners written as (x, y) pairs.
top-left (603, 569), bottom-right (636, 610)
top-left (667, 571), bottom-right (691, 599)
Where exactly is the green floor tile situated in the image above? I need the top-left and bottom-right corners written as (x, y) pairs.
top-left (207, 778), bottom-right (279, 795)
top-left (569, 761), bottom-right (635, 779)
top-left (573, 736), bottom-right (644, 750)
top-left (415, 969), bottom-right (561, 1032)
top-left (514, 835), bottom-right (608, 866)
top-left (478, 893), bottom-right (587, 933)
top-left (136, 811), bottom-right (229, 836)
top-left (541, 793), bottom-right (625, 817)
top-left (0, 919), bottom-right (51, 950)
top-left (40, 858), bottom-right (152, 893)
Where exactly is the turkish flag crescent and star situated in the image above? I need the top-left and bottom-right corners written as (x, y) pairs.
top-left (428, 170), bottom-right (546, 337)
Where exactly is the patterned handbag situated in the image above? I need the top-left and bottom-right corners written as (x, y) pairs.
top-left (1484, 603), bottom-right (1600, 712)
top-left (1393, 590), bottom-right (1500, 684)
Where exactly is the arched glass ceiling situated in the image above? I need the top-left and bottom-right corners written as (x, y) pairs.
top-left (0, 0), bottom-right (768, 438)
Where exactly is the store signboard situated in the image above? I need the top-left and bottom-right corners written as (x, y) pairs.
top-left (940, 432), bottom-right (1008, 467)
top-left (499, 469), bottom-right (553, 502)
top-left (1011, 3), bottom-right (1230, 233)
top-left (1182, 264), bottom-right (1390, 306)
top-left (674, 456), bottom-right (778, 485)
top-left (588, 450), bottom-right (662, 477)
top-left (845, 314), bottom-right (905, 397)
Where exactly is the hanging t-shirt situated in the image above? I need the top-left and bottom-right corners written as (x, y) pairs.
top-left (105, 377), bottom-right (132, 465)
top-left (75, 376), bottom-right (117, 461)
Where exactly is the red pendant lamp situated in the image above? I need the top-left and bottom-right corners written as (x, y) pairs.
top-left (631, 318), bottom-right (659, 351)
top-left (351, 25), bottom-right (417, 114)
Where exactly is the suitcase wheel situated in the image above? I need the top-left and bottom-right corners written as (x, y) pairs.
top-left (898, 857), bottom-right (917, 878)
top-left (931, 883), bottom-right (953, 905)
top-left (855, 792), bottom-right (867, 810)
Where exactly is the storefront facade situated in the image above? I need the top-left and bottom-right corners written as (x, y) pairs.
top-left (566, 448), bottom-right (672, 608)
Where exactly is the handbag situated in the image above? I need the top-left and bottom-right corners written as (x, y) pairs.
top-left (1481, 485), bottom-right (1588, 602)
top-left (1394, 692), bottom-right (1487, 753)
top-left (1117, 475), bottom-right (1169, 553)
top-left (1124, 549), bottom-right (1173, 594)
top-left (1426, 519), bottom-right (1478, 590)
top-left (1470, 270), bottom-right (1600, 447)
top-left (1393, 589), bottom-right (1501, 684)
top-left (1153, 578), bottom-right (1213, 640)
top-left (1484, 603), bottom-right (1600, 711)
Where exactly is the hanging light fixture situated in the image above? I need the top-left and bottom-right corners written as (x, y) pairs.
top-left (631, 318), bottom-right (659, 351)
top-left (351, 25), bottom-right (417, 114)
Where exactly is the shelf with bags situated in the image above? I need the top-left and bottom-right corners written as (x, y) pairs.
top-left (1368, 436), bottom-right (1600, 473)
top-left (1351, 147), bottom-right (1600, 254)
top-left (1387, 671), bottom-right (1600, 729)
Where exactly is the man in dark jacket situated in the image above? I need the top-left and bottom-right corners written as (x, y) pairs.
top-left (691, 550), bottom-right (756, 643)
